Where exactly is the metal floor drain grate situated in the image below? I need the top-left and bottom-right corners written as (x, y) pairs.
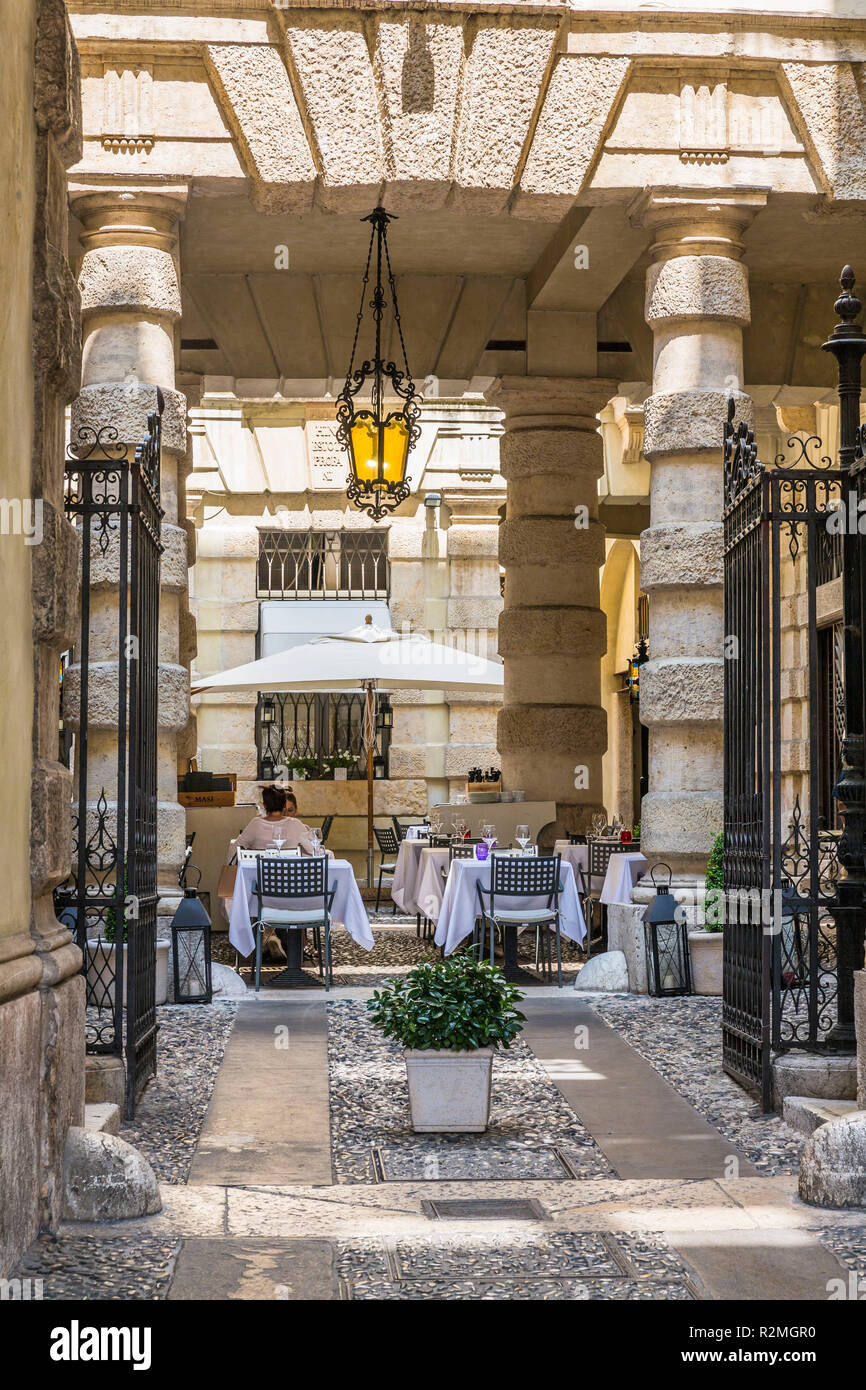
top-left (421, 1198), bottom-right (547, 1221)
top-left (371, 1145), bottom-right (578, 1182)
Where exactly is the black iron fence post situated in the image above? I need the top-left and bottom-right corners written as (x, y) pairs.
top-left (822, 267), bottom-right (866, 1048)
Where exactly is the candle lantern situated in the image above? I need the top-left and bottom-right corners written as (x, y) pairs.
top-left (642, 863), bottom-right (692, 997)
top-left (171, 866), bottom-right (213, 1004)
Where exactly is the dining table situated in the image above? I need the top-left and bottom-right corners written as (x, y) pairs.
top-left (599, 850), bottom-right (648, 905)
top-left (434, 854), bottom-right (586, 982)
top-left (228, 855), bottom-right (373, 986)
top-left (391, 838), bottom-right (436, 914)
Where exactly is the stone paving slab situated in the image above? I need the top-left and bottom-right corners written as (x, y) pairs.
top-left (168, 1237), bottom-right (336, 1301)
top-left (188, 999), bottom-right (332, 1188)
top-left (521, 996), bottom-right (758, 1181)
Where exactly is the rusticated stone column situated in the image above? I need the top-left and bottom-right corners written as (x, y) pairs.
top-left (69, 186), bottom-right (190, 932)
top-left (633, 189), bottom-right (765, 880)
top-left (485, 377), bottom-right (616, 837)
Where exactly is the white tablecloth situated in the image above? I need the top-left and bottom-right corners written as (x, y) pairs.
top-left (411, 847), bottom-right (451, 922)
top-left (228, 857), bottom-right (374, 957)
top-left (553, 841), bottom-right (588, 885)
top-left (599, 851), bottom-right (648, 905)
top-left (405, 825), bottom-right (430, 841)
top-left (391, 839), bottom-right (430, 914)
top-left (434, 857), bottom-right (586, 956)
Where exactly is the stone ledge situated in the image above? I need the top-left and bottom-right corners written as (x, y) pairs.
top-left (783, 1096), bottom-right (858, 1138)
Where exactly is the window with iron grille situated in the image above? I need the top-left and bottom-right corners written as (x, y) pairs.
top-left (256, 691), bottom-right (391, 781)
top-left (257, 529), bottom-right (390, 599)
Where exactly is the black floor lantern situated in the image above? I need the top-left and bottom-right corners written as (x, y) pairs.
top-left (171, 865), bottom-right (213, 1004)
top-left (643, 863), bottom-right (692, 997)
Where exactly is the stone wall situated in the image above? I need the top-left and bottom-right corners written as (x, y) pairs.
top-left (0, 0), bottom-right (84, 1277)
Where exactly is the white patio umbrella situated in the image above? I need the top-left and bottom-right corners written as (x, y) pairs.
top-left (192, 616), bottom-right (504, 885)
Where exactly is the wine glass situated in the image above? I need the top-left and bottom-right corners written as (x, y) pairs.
top-left (482, 822), bottom-right (497, 852)
top-left (272, 828), bottom-right (286, 853)
top-left (515, 823), bottom-right (530, 854)
top-left (311, 827), bottom-right (323, 856)
top-left (430, 813), bottom-right (442, 837)
top-left (611, 812), bottom-right (623, 839)
top-left (591, 812), bottom-right (605, 839)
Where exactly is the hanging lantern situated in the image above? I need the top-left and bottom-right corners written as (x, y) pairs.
top-left (171, 866), bottom-right (213, 1004)
top-left (642, 863), bottom-right (692, 997)
top-left (378, 695), bottom-right (394, 730)
top-left (336, 208), bottom-right (422, 522)
top-left (261, 696), bottom-right (276, 725)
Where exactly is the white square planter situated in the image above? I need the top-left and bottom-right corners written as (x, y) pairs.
top-left (333, 768), bottom-right (348, 781)
top-left (688, 931), bottom-right (723, 996)
top-left (404, 1048), bottom-right (493, 1132)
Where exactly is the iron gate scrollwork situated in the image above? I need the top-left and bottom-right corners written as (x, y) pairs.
top-left (722, 402), bottom-right (843, 1109)
top-left (57, 393), bottom-right (164, 1118)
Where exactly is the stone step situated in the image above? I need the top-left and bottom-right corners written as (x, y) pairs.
top-left (782, 1095), bottom-right (859, 1137)
top-left (84, 1102), bottom-right (121, 1136)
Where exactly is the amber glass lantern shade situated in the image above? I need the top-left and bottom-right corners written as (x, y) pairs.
top-left (337, 208), bottom-right (421, 522)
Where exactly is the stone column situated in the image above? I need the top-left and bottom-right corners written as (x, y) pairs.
top-left (69, 186), bottom-right (189, 932)
top-left (632, 190), bottom-right (764, 884)
top-left (485, 377), bottom-right (616, 837)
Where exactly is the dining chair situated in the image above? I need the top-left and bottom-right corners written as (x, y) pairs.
top-left (252, 854), bottom-right (336, 993)
top-left (475, 852), bottom-right (564, 986)
top-left (391, 816), bottom-right (410, 843)
top-left (318, 814), bottom-right (334, 846)
top-left (373, 824), bottom-right (400, 913)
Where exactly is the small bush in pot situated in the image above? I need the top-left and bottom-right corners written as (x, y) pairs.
top-left (367, 955), bottom-right (525, 1132)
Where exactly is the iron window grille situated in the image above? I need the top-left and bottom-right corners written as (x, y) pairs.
top-left (257, 529), bottom-right (389, 600)
top-left (256, 691), bottom-right (390, 781)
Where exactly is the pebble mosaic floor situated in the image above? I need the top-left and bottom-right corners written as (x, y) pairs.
top-left (11, 1234), bottom-right (180, 1301)
top-left (589, 994), bottom-right (807, 1176)
top-left (11, 934), bottom-right (864, 1303)
top-left (336, 1230), bottom-right (699, 1301)
top-left (327, 999), bottom-right (614, 1185)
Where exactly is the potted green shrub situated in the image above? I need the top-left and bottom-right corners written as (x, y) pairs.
top-left (367, 955), bottom-right (525, 1132)
top-left (689, 831), bottom-right (724, 996)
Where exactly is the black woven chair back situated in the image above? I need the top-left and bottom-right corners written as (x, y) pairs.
top-left (373, 825), bottom-right (399, 857)
top-left (392, 817), bottom-right (409, 842)
top-left (588, 838), bottom-right (623, 882)
top-left (449, 842), bottom-right (477, 862)
top-left (319, 814), bottom-right (334, 845)
top-left (256, 853), bottom-right (328, 905)
top-left (491, 853), bottom-right (560, 909)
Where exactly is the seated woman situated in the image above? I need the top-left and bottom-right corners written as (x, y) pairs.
top-left (276, 784), bottom-right (334, 857)
top-left (237, 784), bottom-right (319, 855)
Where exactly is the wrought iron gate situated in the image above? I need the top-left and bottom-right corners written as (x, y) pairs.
top-left (57, 394), bottom-right (164, 1117)
top-left (722, 402), bottom-right (843, 1109)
